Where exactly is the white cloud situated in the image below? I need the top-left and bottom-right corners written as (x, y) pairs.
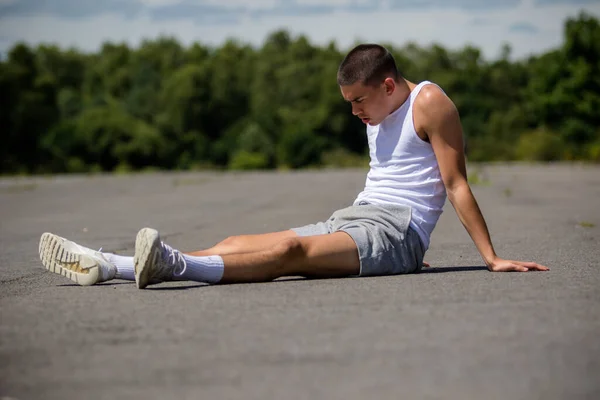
top-left (136, 0), bottom-right (182, 6)
top-left (139, 0), bottom-right (281, 10)
top-left (0, 1), bottom-right (598, 61)
top-left (294, 0), bottom-right (364, 5)
top-left (200, 0), bottom-right (279, 7)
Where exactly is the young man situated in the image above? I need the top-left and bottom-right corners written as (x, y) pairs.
top-left (38, 44), bottom-right (549, 289)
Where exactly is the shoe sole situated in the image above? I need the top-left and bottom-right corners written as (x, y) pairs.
top-left (134, 228), bottom-right (160, 289)
top-left (39, 233), bottom-right (100, 286)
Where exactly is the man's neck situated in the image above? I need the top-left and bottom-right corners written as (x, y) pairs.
top-left (388, 79), bottom-right (413, 115)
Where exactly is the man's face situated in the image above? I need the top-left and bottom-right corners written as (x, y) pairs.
top-left (340, 78), bottom-right (396, 126)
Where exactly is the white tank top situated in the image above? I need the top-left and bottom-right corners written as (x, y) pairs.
top-left (353, 81), bottom-right (447, 250)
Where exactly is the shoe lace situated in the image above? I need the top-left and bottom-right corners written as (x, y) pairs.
top-left (161, 242), bottom-right (186, 276)
top-left (96, 247), bottom-right (112, 263)
top-left (95, 247), bottom-right (116, 281)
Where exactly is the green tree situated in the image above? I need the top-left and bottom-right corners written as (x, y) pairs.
top-left (3, 14), bottom-right (600, 175)
top-left (2, 43), bottom-right (59, 173)
top-left (523, 12), bottom-right (600, 159)
top-left (75, 106), bottom-right (163, 171)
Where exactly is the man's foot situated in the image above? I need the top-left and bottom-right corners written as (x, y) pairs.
top-left (134, 228), bottom-right (186, 289)
top-left (39, 233), bottom-right (117, 286)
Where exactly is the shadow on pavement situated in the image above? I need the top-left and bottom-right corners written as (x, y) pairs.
top-left (146, 284), bottom-right (207, 290)
top-left (57, 281), bottom-right (135, 287)
top-left (418, 265), bottom-right (488, 273)
top-left (53, 267), bottom-right (489, 290)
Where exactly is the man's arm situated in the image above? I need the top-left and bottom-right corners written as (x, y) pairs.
top-left (415, 86), bottom-right (548, 272)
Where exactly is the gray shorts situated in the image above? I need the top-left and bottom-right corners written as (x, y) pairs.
top-left (290, 202), bottom-right (425, 277)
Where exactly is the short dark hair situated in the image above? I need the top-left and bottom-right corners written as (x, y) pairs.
top-left (337, 44), bottom-right (399, 87)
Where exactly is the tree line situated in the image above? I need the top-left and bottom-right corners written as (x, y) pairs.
top-left (1, 12), bottom-right (599, 175)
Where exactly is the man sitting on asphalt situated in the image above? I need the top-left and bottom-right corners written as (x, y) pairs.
top-left (38, 43), bottom-right (549, 289)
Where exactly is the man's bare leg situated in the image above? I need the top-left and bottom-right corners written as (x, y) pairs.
top-left (135, 229), bottom-right (360, 288)
top-left (186, 230), bottom-right (431, 269)
top-left (185, 230), bottom-right (299, 257)
top-left (218, 232), bottom-right (360, 283)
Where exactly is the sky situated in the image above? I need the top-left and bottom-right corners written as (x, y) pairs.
top-left (0, 0), bottom-right (599, 60)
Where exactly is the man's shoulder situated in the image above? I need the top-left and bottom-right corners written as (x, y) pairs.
top-left (414, 83), bottom-right (451, 110)
top-left (413, 83), bottom-right (458, 130)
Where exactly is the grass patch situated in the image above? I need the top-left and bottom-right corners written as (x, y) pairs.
top-left (467, 168), bottom-right (491, 186)
top-left (503, 188), bottom-right (512, 197)
top-left (578, 221), bottom-right (596, 228)
top-left (172, 177), bottom-right (212, 187)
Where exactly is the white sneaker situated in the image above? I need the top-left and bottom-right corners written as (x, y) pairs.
top-left (39, 232), bottom-right (117, 286)
top-left (134, 228), bottom-right (186, 289)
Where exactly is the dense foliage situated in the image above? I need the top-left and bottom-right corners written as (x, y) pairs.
top-left (2, 12), bottom-right (599, 174)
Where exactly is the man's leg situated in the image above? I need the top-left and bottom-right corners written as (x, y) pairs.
top-left (185, 230), bottom-right (299, 257)
top-left (134, 228), bottom-right (359, 288)
top-left (39, 229), bottom-right (303, 286)
top-left (218, 232), bottom-right (359, 283)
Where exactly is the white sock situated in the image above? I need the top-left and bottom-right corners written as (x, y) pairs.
top-left (175, 254), bottom-right (224, 283)
top-left (105, 253), bottom-right (135, 281)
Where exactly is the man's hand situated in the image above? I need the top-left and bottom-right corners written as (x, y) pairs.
top-left (488, 257), bottom-right (549, 272)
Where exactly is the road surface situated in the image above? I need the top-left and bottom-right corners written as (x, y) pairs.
top-left (1, 164), bottom-right (599, 399)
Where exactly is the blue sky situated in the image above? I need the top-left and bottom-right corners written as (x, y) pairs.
top-left (0, 0), bottom-right (598, 60)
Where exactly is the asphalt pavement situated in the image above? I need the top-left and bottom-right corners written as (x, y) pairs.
top-left (1, 163), bottom-right (599, 400)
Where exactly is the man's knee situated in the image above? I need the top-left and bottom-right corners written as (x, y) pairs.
top-left (270, 237), bottom-right (306, 265)
top-left (252, 238), bottom-right (308, 282)
top-left (219, 236), bottom-right (240, 247)
top-left (219, 235), bottom-right (257, 250)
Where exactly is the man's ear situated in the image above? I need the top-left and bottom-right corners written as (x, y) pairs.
top-left (383, 78), bottom-right (395, 95)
